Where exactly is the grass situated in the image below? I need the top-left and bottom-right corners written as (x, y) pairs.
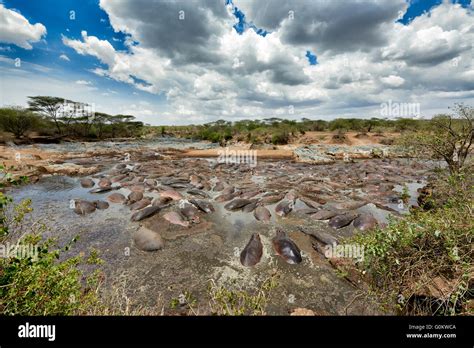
top-left (349, 172), bottom-right (473, 315)
top-left (207, 273), bottom-right (279, 315)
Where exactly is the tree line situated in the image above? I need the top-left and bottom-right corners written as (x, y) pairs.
top-left (0, 96), bottom-right (143, 139)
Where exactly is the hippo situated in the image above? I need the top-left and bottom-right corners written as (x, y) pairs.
top-left (299, 196), bottom-right (321, 209)
top-left (186, 188), bottom-right (209, 198)
top-left (328, 212), bottom-right (359, 229)
top-left (179, 201), bottom-right (200, 221)
top-left (127, 191), bottom-right (143, 204)
top-left (213, 181), bottom-right (225, 191)
top-left (189, 174), bottom-right (202, 188)
top-left (129, 198), bottom-right (152, 211)
top-left (296, 207), bottom-right (319, 215)
top-left (221, 186), bottom-right (235, 195)
top-left (160, 189), bottom-right (184, 201)
top-left (111, 174), bottom-right (127, 183)
top-left (163, 211), bottom-right (190, 227)
top-left (98, 178), bottom-right (112, 188)
top-left (93, 200), bottom-right (109, 210)
top-left (73, 200), bottom-right (96, 215)
top-left (330, 200), bottom-right (367, 210)
top-left (272, 229), bottom-right (302, 264)
top-left (224, 198), bottom-right (253, 211)
top-left (259, 193), bottom-right (285, 205)
top-left (80, 178), bottom-right (95, 188)
top-left (133, 227), bottom-right (164, 251)
top-left (215, 193), bottom-right (237, 202)
top-left (240, 233), bottom-right (263, 267)
top-left (242, 199), bottom-right (259, 213)
top-left (284, 190), bottom-right (298, 201)
top-left (107, 193), bottom-right (127, 204)
top-left (241, 190), bottom-right (260, 199)
top-left (89, 186), bottom-right (115, 194)
top-left (129, 185), bottom-right (145, 193)
top-left (189, 199), bottom-right (215, 214)
top-left (131, 205), bottom-right (163, 222)
top-left (254, 206), bottom-right (271, 222)
top-left (275, 199), bottom-right (294, 217)
top-left (311, 209), bottom-right (337, 220)
top-left (353, 213), bottom-right (378, 231)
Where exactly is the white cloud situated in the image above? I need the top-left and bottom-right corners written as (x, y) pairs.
top-left (0, 4), bottom-right (46, 49)
top-left (59, 54), bottom-right (70, 61)
top-left (380, 75), bottom-right (405, 87)
top-left (75, 80), bottom-right (92, 85)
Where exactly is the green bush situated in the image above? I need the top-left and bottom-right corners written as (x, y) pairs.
top-left (351, 173), bottom-right (473, 315)
top-left (0, 166), bottom-right (102, 315)
top-left (271, 131), bottom-right (289, 145)
top-left (0, 107), bottom-right (40, 138)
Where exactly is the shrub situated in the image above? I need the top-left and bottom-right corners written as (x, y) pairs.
top-left (271, 131), bottom-right (289, 145)
top-left (350, 173), bottom-right (473, 315)
top-left (0, 165), bottom-right (102, 315)
top-left (0, 107), bottom-right (39, 138)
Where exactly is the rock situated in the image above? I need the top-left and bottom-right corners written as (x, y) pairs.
top-left (80, 178), bottom-right (95, 188)
top-left (133, 227), bottom-right (164, 251)
top-left (293, 146), bottom-right (335, 164)
top-left (40, 163), bottom-right (98, 176)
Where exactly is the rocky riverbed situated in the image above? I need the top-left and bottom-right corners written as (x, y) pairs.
top-left (7, 139), bottom-right (437, 315)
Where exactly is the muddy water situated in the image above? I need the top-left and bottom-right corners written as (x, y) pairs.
top-left (9, 154), bottom-right (432, 315)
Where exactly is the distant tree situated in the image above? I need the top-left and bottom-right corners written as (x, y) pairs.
top-left (92, 112), bottom-right (111, 139)
top-left (27, 96), bottom-right (71, 134)
top-left (0, 107), bottom-right (39, 138)
top-left (400, 104), bottom-right (473, 174)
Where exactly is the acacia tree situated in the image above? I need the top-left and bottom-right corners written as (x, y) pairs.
top-left (0, 107), bottom-right (38, 138)
top-left (27, 96), bottom-right (70, 135)
top-left (401, 104), bottom-right (473, 174)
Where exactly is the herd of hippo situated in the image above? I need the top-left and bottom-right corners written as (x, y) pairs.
top-left (71, 155), bottom-right (429, 267)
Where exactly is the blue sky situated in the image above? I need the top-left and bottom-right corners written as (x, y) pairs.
top-left (0, 0), bottom-right (473, 125)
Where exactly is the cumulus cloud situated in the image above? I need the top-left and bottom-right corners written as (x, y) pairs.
top-left (0, 4), bottom-right (46, 49)
top-left (61, 0), bottom-right (473, 123)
